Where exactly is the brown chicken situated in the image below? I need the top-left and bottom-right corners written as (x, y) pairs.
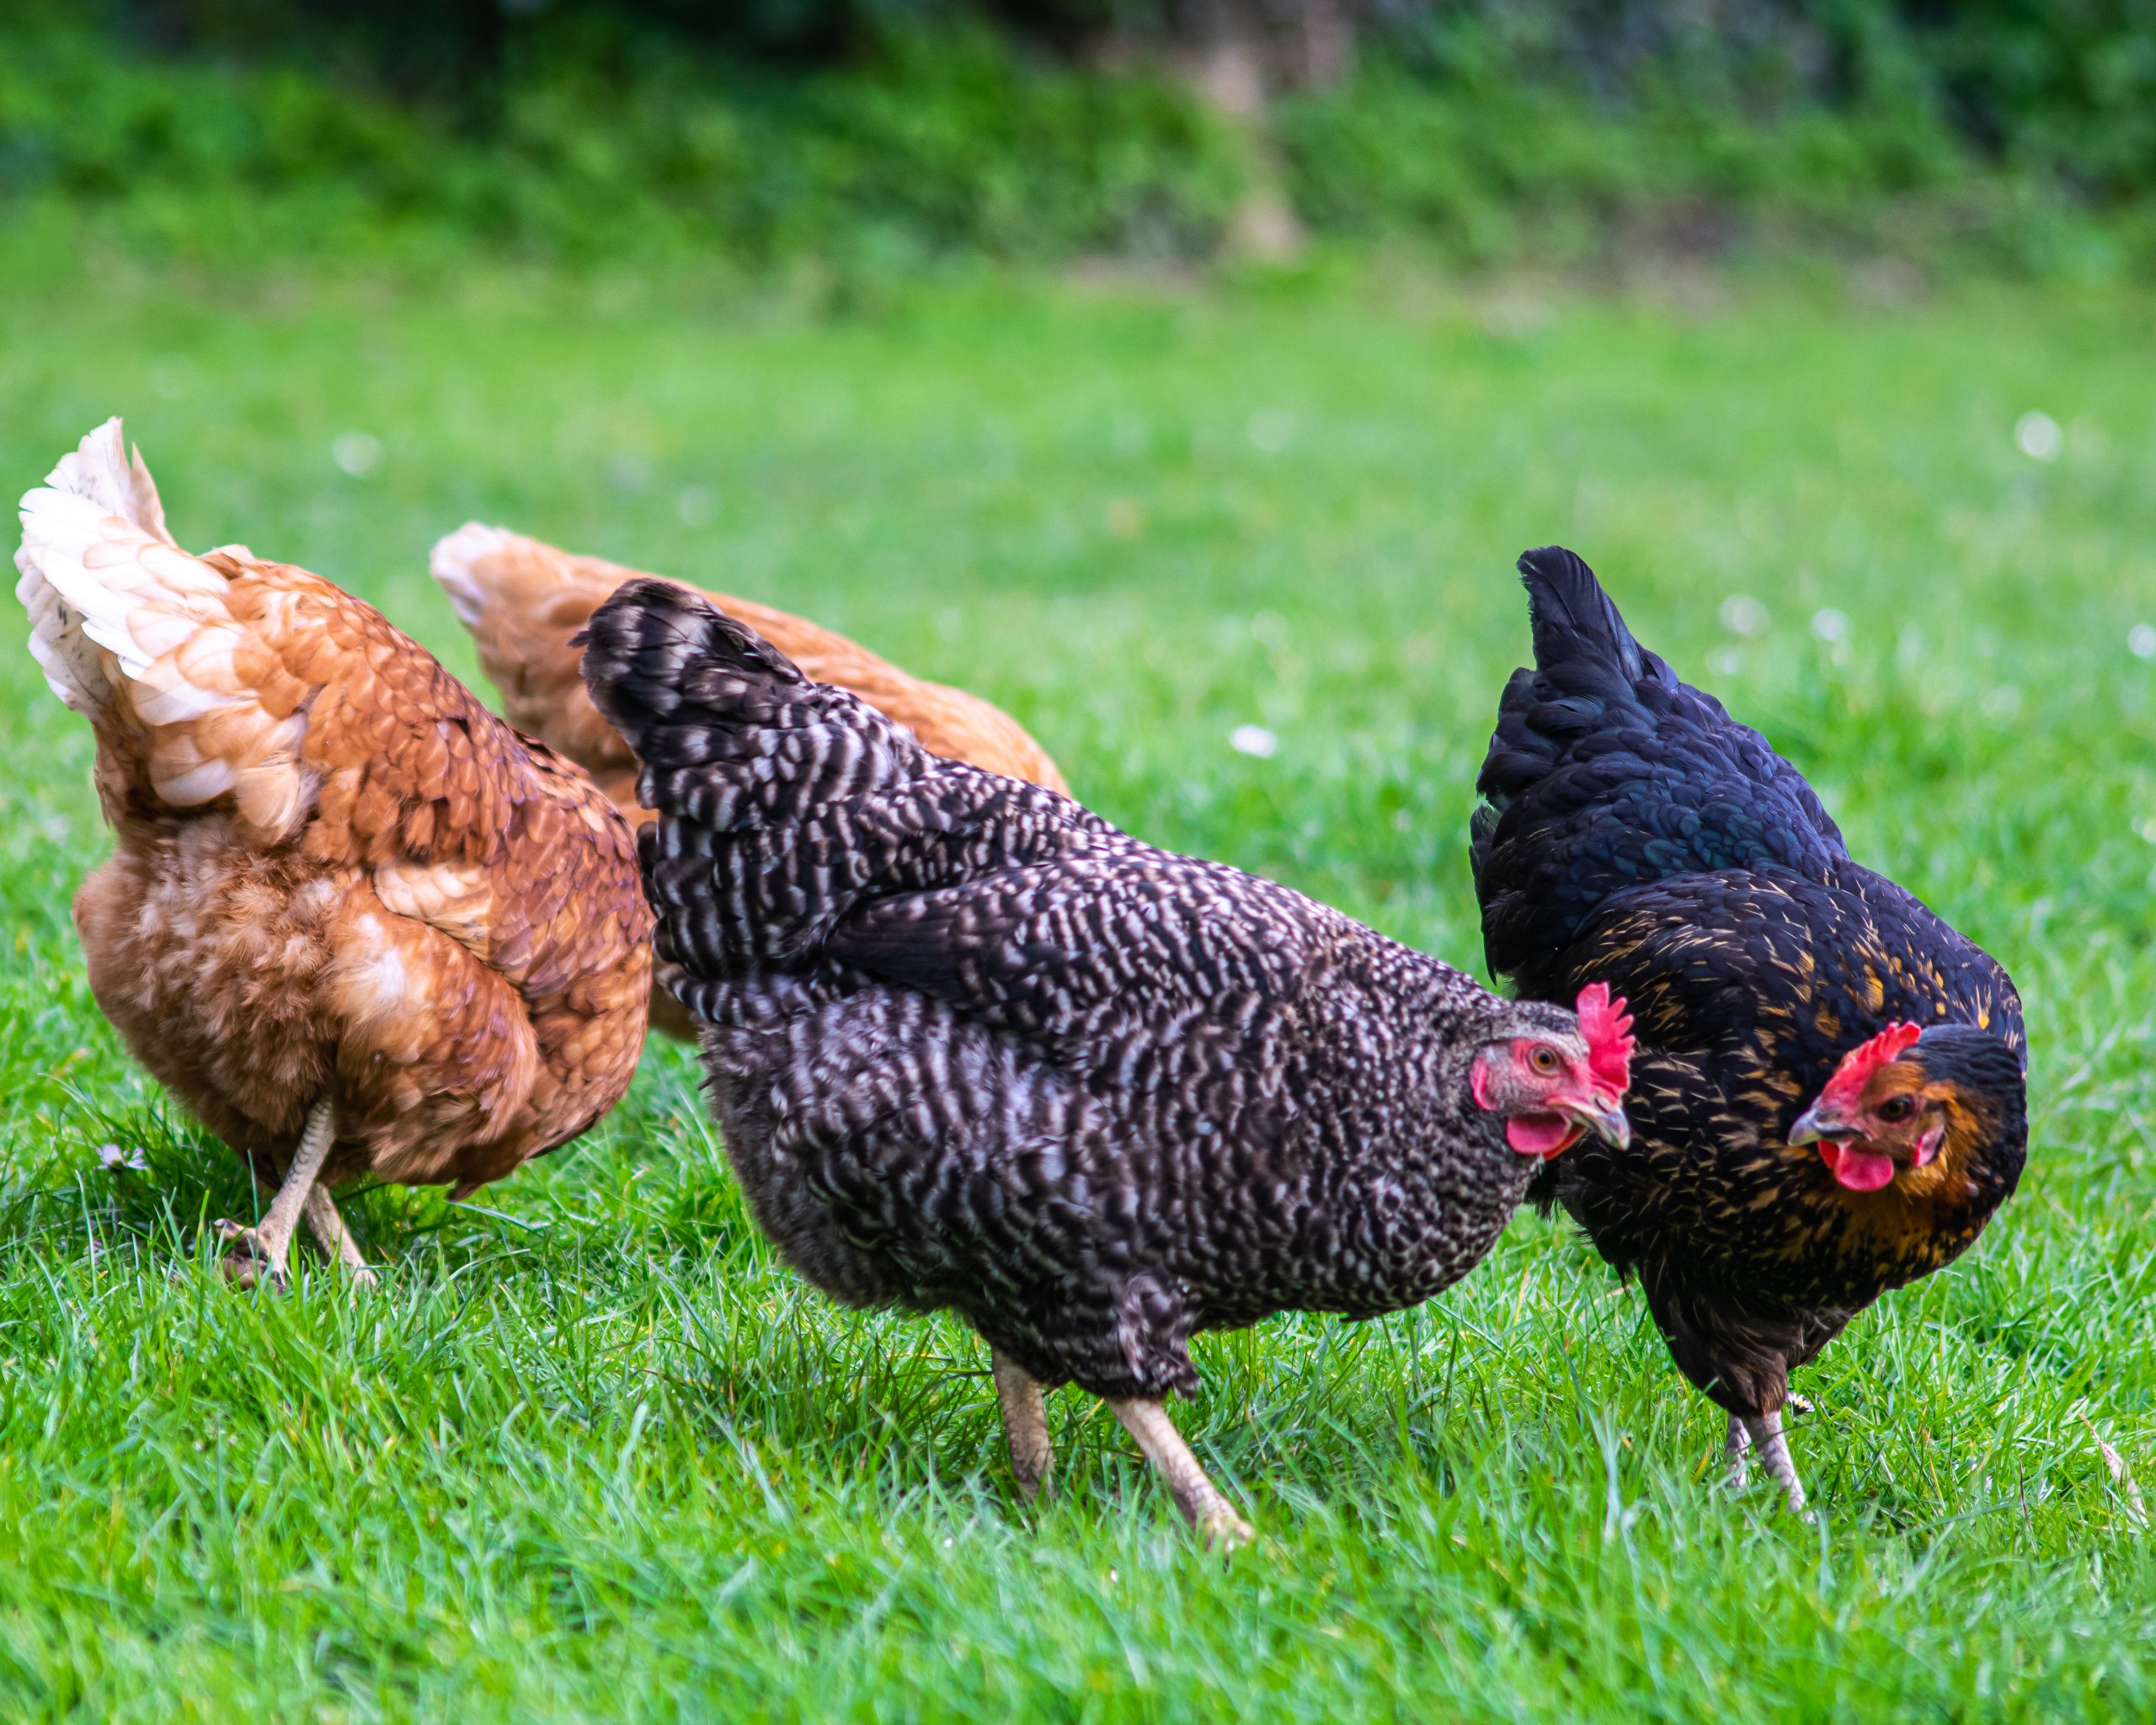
top-left (430, 524), bottom-right (1067, 1042)
top-left (14, 423), bottom-right (652, 1289)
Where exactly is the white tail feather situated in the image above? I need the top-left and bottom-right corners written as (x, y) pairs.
top-left (13, 419), bottom-right (313, 834)
top-left (429, 521), bottom-right (518, 628)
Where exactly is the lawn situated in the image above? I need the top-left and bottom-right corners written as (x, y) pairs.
top-left (0, 256), bottom-right (2151, 1721)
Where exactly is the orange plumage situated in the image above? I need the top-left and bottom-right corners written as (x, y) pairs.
top-left (15, 422), bottom-right (653, 1285)
top-left (430, 524), bottom-right (1066, 1039)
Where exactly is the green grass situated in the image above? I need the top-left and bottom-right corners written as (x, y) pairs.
top-left (0, 256), bottom-right (2152, 1721)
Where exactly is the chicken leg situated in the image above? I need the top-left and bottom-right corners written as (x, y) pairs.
top-left (302, 1182), bottom-right (377, 1289)
top-left (1723, 1413), bottom-right (1752, 1491)
top-left (993, 1348), bottom-right (1053, 1503)
top-left (1743, 1410), bottom-right (1809, 1515)
top-left (1723, 1409), bottom-right (1811, 1514)
top-left (216, 1097), bottom-right (335, 1293)
top-left (1110, 1398), bottom-right (1253, 1549)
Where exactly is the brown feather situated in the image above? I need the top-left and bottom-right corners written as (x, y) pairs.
top-left (20, 428), bottom-right (653, 1201)
top-left (430, 524), bottom-right (1065, 1040)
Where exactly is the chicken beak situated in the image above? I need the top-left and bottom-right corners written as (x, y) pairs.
top-left (1787, 1103), bottom-right (1841, 1146)
top-left (1566, 1097), bottom-right (1631, 1151)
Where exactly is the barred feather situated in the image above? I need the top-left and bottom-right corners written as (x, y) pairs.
top-left (583, 579), bottom-right (1601, 1400)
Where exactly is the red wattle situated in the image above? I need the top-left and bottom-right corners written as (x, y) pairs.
top-left (1506, 1113), bottom-right (1580, 1157)
top-left (1820, 1140), bottom-right (1897, 1192)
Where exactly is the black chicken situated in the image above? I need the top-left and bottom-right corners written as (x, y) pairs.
top-left (580, 578), bottom-right (1636, 1545)
top-left (1472, 547), bottom-right (2028, 1512)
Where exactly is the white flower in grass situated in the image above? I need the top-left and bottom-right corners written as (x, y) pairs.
top-left (332, 431), bottom-right (381, 478)
top-left (1246, 407), bottom-right (1294, 453)
top-left (1719, 595), bottom-right (1769, 637)
top-left (1230, 724), bottom-right (1278, 759)
top-left (2015, 411), bottom-right (2063, 462)
top-left (2130, 623), bottom-right (2156, 660)
top-left (1811, 607), bottom-right (1850, 644)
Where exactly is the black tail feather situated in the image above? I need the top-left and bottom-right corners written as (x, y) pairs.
top-left (577, 576), bottom-right (807, 734)
top-left (1473, 546), bottom-right (1847, 986)
top-left (1517, 546), bottom-right (1644, 681)
top-left (579, 577), bottom-right (931, 836)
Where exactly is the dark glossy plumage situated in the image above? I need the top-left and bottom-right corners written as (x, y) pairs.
top-left (581, 578), bottom-right (1599, 1405)
top-left (1471, 547), bottom-right (2028, 1450)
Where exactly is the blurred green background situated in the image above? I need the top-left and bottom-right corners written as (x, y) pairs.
top-left (1, 6), bottom-right (2153, 1721)
top-left (8, 0), bottom-right (2156, 279)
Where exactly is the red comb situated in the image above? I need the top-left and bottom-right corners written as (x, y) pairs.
top-left (1819, 1021), bottom-right (1924, 1110)
top-left (1575, 982), bottom-right (1635, 1097)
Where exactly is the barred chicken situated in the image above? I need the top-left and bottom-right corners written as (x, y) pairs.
top-left (430, 525), bottom-right (1065, 1043)
top-left (579, 578), bottom-right (1635, 1544)
top-left (14, 422), bottom-right (652, 1290)
top-left (1471, 547), bottom-right (2028, 1512)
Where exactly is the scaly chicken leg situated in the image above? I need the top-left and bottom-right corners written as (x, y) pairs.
top-left (216, 1097), bottom-right (335, 1292)
top-left (302, 1183), bottom-right (377, 1289)
top-left (1110, 1399), bottom-right (1253, 1549)
top-left (1724, 1413), bottom-right (1752, 1490)
top-left (993, 1348), bottom-right (1054, 1503)
top-left (1723, 1409), bottom-right (1809, 1514)
top-left (1744, 1411), bottom-right (1808, 1514)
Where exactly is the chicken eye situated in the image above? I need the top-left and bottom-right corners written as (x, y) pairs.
top-left (1876, 1096), bottom-right (1915, 1123)
top-left (1527, 1044), bottom-right (1561, 1075)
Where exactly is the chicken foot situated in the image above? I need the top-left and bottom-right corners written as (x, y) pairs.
top-left (1723, 1413), bottom-right (1751, 1491)
top-left (302, 1182), bottom-right (377, 1289)
top-left (992, 1348), bottom-right (1053, 1503)
top-left (1722, 1410), bottom-right (1809, 1515)
top-left (1110, 1397), bottom-right (1253, 1550)
top-left (1745, 1411), bottom-right (1808, 1515)
top-left (216, 1097), bottom-right (335, 1293)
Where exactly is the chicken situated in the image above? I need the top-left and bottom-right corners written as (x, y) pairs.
top-left (430, 525), bottom-right (1066, 1044)
top-left (578, 577), bottom-right (1636, 1544)
top-left (1470, 547), bottom-right (2028, 1512)
top-left (14, 422), bottom-right (653, 1290)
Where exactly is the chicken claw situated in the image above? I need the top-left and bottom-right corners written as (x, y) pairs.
top-left (1744, 1410), bottom-right (1811, 1517)
top-left (214, 1097), bottom-right (337, 1294)
top-left (214, 1218), bottom-right (286, 1295)
top-left (1722, 1409), bottom-right (1811, 1516)
top-left (1111, 1398), bottom-right (1253, 1551)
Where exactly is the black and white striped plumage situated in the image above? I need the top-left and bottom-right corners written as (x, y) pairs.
top-left (581, 579), bottom-right (1625, 1405)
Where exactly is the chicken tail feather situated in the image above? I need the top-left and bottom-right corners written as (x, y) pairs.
top-left (13, 417), bottom-right (190, 718)
top-left (580, 577), bottom-right (932, 825)
top-left (1517, 544), bottom-right (1645, 681)
top-left (579, 578), bottom-right (940, 975)
top-left (428, 521), bottom-right (520, 629)
top-left (14, 419), bottom-right (323, 836)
